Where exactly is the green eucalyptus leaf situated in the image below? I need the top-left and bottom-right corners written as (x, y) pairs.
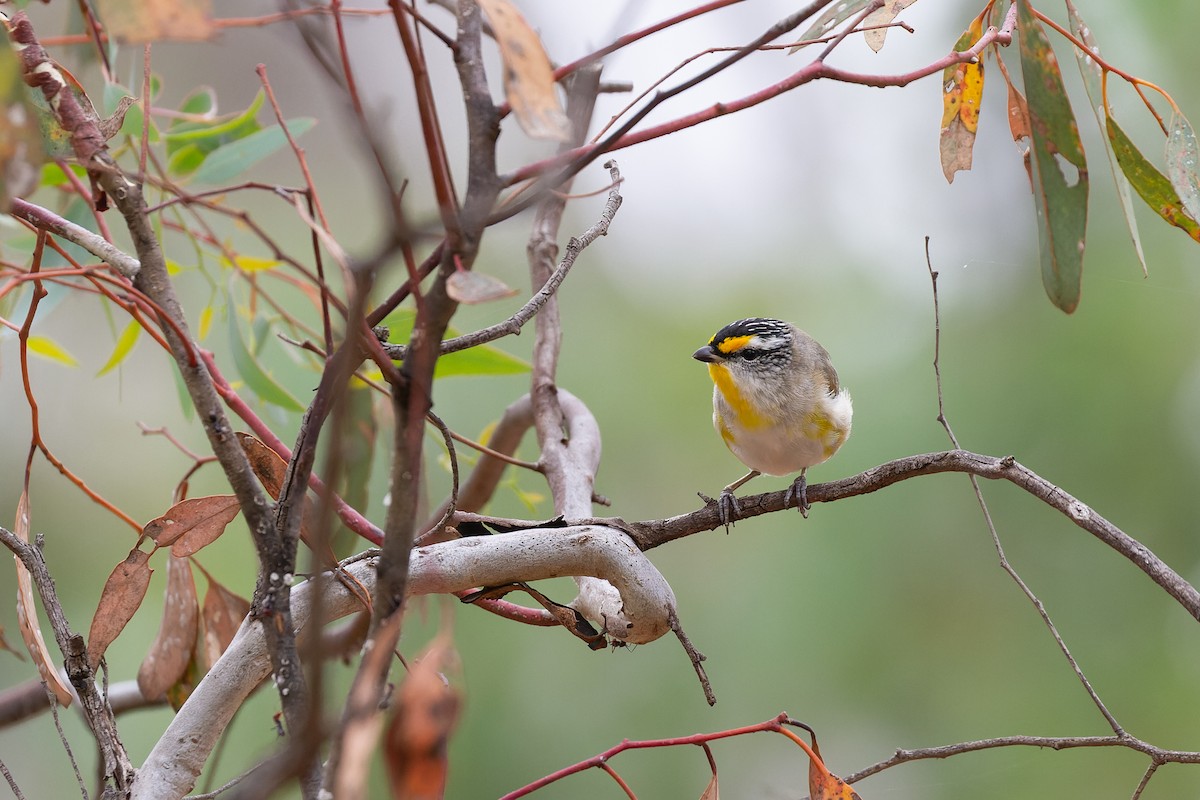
top-left (190, 119), bottom-right (316, 185)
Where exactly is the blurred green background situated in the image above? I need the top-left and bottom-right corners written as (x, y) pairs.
top-left (2, 1), bottom-right (1199, 798)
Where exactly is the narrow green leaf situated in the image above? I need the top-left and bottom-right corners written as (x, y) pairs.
top-left (167, 143), bottom-right (207, 178)
top-left (1166, 110), bottom-right (1200, 223)
top-left (96, 319), bottom-right (142, 376)
top-left (190, 119), bottom-right (316, 185)
top-left (1018, 0), bottom-right (1089, 314)
top-left (1106, 116), bottom-right (1200, 243)
top-left (1066, 0), bottom-right (1145, 275)
top-left (379, 309), bottom-right (531, 378)
top-left (227, 310), bottom-right (305, 411)
top-left (164, 90), bottom-right (264, 157)
top-left (26, 334), bottom-right (79, 367)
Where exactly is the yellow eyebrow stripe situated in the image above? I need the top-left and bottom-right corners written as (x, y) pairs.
top-left (716, 335), bottom-right (754, 354)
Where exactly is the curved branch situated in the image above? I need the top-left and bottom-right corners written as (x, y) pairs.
top-left (625, 450), bottom-right (1200, 621)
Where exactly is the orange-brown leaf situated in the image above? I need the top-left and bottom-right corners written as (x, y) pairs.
top-left (87, 549), bottom-right (153, 669)
top-left (137, 555), bottom-right (199, 700)
top-left (236, 432), bottom-right (287, 496)
top-left (805, 731), bottom-right (862, 800)
top-left (476, 0), bottom-right (570, 141)
top-left (236, 432), bottom-right (328, 558)
top-left (13, 489), bottom-right (72, 705)
top-left (148, 495), bottom-right (241, 558)
top-left (699, 770), bottom-right (720, 800)
top-left (385, 631), bottom-right (461, 800)
top-left (201, 573), bottom-right (250, 669)
top-left (95, 0), bottom-right (214, 42)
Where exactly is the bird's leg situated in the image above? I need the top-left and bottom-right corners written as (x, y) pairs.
top-left (784, 469), bottom-right (809, 518)
top-left (717, 470), bottom-right (760, 530)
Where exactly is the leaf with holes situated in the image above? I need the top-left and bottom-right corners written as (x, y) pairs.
top-left (940, 12), bottom-right (986, 182)
top-left (88, 549), bottom-right (154, 669)
top-left (1066, 0), bottom-right (1145, 275)
top-left (1018, 0), bottom-right (1088, 314)
top-left (137, 555), bottom-right (199, 701)
top-left (792, 0), bottom-right (874, 52)
top-left (1166, 109), bottom-right (1200, 224)
top-left (1107, 116), bottom-right (1200, 243)
top-left (477, 0), bottom-right (570, 141)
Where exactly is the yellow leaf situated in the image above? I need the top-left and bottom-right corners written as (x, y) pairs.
top-left (939, 12), bottom-right (986, 183)
top-left (198, 306), bottom-right (213, 341)
top-left (222, 255), bottom-right (282, 272)
top-left (96, 319), bottom-right (142, 376)
top-left (26, 335), bottom-right (79, 367)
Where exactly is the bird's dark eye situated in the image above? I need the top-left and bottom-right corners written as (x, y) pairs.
top-left (739, 348), bottom-right (764, 360)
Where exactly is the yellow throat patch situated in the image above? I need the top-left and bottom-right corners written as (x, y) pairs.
top-left (708, 362), bottom-right (768, 429)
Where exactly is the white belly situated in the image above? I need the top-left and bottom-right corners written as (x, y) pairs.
top-left (715, 389), bottom-right (852, 476)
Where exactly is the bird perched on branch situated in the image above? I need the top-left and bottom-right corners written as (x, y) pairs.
top-left (693, 317), bottom-right (852, 526)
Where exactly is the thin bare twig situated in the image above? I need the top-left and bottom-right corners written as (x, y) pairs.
top-left (924, 238), bottom-right (1123, 735)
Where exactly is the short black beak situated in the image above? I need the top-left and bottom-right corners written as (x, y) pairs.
top-left (692, 345), bottom-right (721, 363)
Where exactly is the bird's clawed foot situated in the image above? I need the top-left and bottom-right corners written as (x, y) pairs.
top-left (717, 488), bottom-right (742, 532)
top-left (784, 471), bottom-right (810, 518)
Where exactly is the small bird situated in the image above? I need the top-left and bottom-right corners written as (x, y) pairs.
top-left (693, 317), bottom-right (852, 526)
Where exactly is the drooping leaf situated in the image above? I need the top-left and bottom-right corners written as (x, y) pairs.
top-left (1166, 110), bottom-right (1200, 224)
top-left (940, 12), bottom-right (986, 182)
top-left (862, 0), bottom-right (918, 52)
top-left (25, 334), bottom-right (79, 367)
top-left (1018, 0), bottom-right (1089, 314)
top-left (801, 729), bottom-right (862, 800)
top-left (476, 0), bottom-right (571, 141)
top-left (700, 769), bottom-right (720, 800)
top-left (96, 319), bottom-right (142, 376)
top-left (1066, 0), bottom-right (1146, 275)
top-left (228, 309), bottom-right (305, 411)
top-left (137, 555), bottom-right (199, 701)
top-left (191, 118), bottom-right (316, 185)
top-left (13, 489), bottom-right (73, 705)
top-left (792, 0), bottom-right (875, 52)
top-left (87, 549), bottom-right (154, 669)
top-left (234, 432), bottom-right (329, 558)
top-left (0, 39), bottom-right (44, 210)
top-left (198, 567), bottom-right (250, 669)
top-left (384, 630), bottom-right (461, 799)
top-left (1107, 116), bottom-right (1200, 242)
top-left (198, 305), bottom-right (214, 340)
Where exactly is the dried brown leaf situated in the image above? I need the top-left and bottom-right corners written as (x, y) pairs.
top-left (143, 494), bottom-right (240, 555)
top-left (137, 555), bottom-right (199, 700)
top-left (96, 0), bottom-right (214, 42)
top-left (445, 270), bottom-right (519, 304)
top-left (385, 630), bottom-right (461, 800)
top-left (236, 432), bottom-right (327, 557)
top-left (476, 0), bottom-right (571, 141)
top-left (13, 490), bottom-right (72, 705)
top-left (87, 549), bottom-right (154, 669)
top-left (201, 571), bottom-right (250, 669)
top-left (236, 432), bottom-right (287, 496)
top-left (700, 770), bottom-right (720, 800)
